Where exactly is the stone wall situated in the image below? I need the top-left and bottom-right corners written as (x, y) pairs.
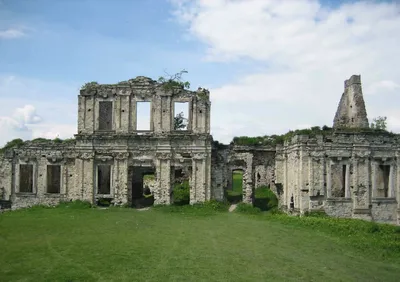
top-left (276, 132), bottom-right (400, 225)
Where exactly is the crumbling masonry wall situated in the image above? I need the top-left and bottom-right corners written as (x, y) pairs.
top-left (211, 145), bottom-right (276, 204)
top-left (1, 74), bottom-right (399, 226)
top-left (275, 133), bottom-right (400, 224)
top-left (0, 77), bottom-right (212, 209)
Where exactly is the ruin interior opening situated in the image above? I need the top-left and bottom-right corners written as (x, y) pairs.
top-left (19, 164), bottom-right (33, 193)
top-left (226, 169), bottom-right (244, 203)
top-left (47, 165), bottom-right (61, 193)
top-left (97, 165), bottom-right (111, 194)
top-left (130, 166), bottom-right (155, 208)
top-left (331, 163), bottom-right (346, 197)
top-left (136, 101), bottom-right (151, 131)
top-left (170, 166), bottom-right (190, 205)
top-left (174, 102), bottom-right (189, 130)
top-left (376, 165), bottom-right (390, 197)
top-left (98, 101), bottom-right (113, 131)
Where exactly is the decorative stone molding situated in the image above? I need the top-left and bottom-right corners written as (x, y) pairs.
top-left (79, 152), bottom-right (95, 160)
top-left (156, 152), bottom-right (172, 160)
top-left (19, 155), bottom-right (36, 163)
top-left (96, 155), bottom-right (113, 162)
top-left (46, 155), bottom-right (64, 163)
top-left (192, 153), bottom-right (206, 160)
top-left (113, 152), bottom-right (130, 160)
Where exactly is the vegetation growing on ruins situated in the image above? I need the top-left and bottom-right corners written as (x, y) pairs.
top-left (232, 122), bottom-right (399, 146)
top-left (157, 69), bottom-right (191, 92)
top-left (1, 203), bottom-right (399, 281)
top-left (80, 81), bottom-right (99, 90)
top-left (232, 125), bottom-right (333, 146)
top-left (370, 116), bottom-right (387, 130)
top-left (173, 111), bottom-right (188, 130)
top-left (0, 137), bottom-right (76, 153)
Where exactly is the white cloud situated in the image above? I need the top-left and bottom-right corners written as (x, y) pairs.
top-left (172, 0), bottom-right (400, 142)
top-left (0, 75), bottom-right (79, 147)
top-left (0, 28), bottom-right (26, 39)
top-left (0, 105), bottom-right (41, 146)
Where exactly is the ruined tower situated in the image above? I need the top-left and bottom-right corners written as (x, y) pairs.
top-left (333, 75), bottom-right (369, 129)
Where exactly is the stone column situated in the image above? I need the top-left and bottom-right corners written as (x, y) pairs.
top-left (80, 153), bottom-right (94, 203)
top-left (352, 158), bottom-right (359, 209)
top-left (77, 96), bottom-right (85, 134)
top-left (155, 153), bottom-right (172, 205)
top-left (283, 153), bottom-right (288, 207)
top-left (191, 154), bottom-right (206, 204)
top-left (396, 156), bottom-right (400, 224)
top-left (114, 153), bottom-right (129, 205)
top-left (345, 163), bottom-right (351, 198)
top-left (371, 160), bottom-right (377, 198)
top-left (388, 164), bottom-right (395, 198)
top-left (308, 155), bottom-right (314, 196)
top-left (205, 153), bottom-right (212, 201)
top-left (130, 97), bottom-right (137, 132)
top-left (326, 159), bottom-right (332, 199)
top-left (243, 154), bottom-right (253, 204)
top-left (320, 157), bottom-right (325, 196)
top-left (2, 156), bottom-right (13, 200)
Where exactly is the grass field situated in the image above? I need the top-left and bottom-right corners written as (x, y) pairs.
top-left (1, 202), bottom-right (400, 282)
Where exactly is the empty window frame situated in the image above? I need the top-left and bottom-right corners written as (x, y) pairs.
top-left (173, 102), bottom-right (189, 130)
top-left (136, 101), bottom-right (151, 131)
top-left (97, 165), bottom-right (111, 194)
top-left (98, 101), bottom-right (113, 130)
top-left (19, 164), bottom-right (34, 193)
top-left (47, 165), bottom-right (61, 193)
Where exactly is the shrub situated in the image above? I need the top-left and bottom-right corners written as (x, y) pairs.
top-left (97, 198), bottom-right (113, 207)
top-left (253, 186), bottom-right (278, 211)
top-left (202, 200), bottom-right (229, 212)
top-left (303, 210), bottom-right (328, 218)
top-left (235, 203), bottom-right (261, 215)
top-left (173, 180), bottom-right (190, 205)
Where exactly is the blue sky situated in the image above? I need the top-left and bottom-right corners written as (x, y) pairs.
top-left (0, 0), bottom-right (399, 145)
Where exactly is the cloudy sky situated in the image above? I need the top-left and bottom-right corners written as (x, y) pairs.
top-left (0, 0), bottom-right (399, 146)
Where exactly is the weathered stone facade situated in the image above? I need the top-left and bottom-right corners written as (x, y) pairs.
top-left (0, 77), bottom-right (212, 208)
top-left (0, 75), bottom-right (399, 225)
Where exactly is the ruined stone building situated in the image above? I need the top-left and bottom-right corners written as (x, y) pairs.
top-left (0, 75), bottom-right (399, 225)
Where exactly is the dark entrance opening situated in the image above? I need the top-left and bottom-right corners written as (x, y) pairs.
top-left (47, 165), bottom-right (61, 193)
top-left (20, 164), bottom-right (34, 193)
top-left (129, 166), bottom-right (155, 208)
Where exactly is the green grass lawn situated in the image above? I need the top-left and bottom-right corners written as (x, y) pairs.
top-left (1, 203), bottom-right (400, 282)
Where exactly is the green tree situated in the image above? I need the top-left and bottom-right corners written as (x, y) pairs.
top-left (370, 116), bottom-right (387, 130)
top-left (174, 112), bottom-right (188, 130)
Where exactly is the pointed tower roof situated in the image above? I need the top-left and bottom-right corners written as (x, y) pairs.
top-left (333, 75), bottom-right (369, 129)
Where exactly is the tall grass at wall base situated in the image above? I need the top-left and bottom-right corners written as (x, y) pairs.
top-left (153, 200), bottom-right (229, 216)
top-left (263, 213), bottom-right (400, 260)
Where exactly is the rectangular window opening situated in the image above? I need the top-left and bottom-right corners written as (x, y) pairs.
top-left (331, 164), bottom-right (345, 197)
top-left (99, 101), bottom-right (113, 131)
top-left (97, 165), bottom-right (111, 194)
top-left (136, 101), bottom-right (151, 131)
top-left (174, 102), bottom-right (189, 130)
top-left (19, 164), bottom-right (34, 193)
top-left (377, 165), bottom-right (390, 197)
top-left (47, 165), bottom-right (61, 193)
